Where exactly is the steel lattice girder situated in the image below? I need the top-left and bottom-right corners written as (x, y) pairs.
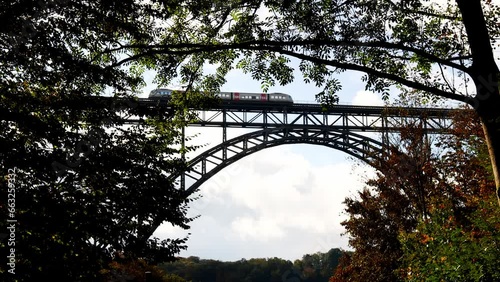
top-left (124, 100), bottom-right (462, 193)
top-left (149, 102), bottom-right (461, 193)
top-left (192, 105), bottom-right (455, 133)
top-left (175, 126), bottom-right (386, 195)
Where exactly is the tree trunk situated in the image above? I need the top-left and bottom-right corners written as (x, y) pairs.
top-left (476, 93), bottom-right (500, 207)
top-left (457, 0), bottom-right (500, 206)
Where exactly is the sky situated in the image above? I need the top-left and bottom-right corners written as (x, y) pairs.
top-left (139, 66), bottom-right (392, 262)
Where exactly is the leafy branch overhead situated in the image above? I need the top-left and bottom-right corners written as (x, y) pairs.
top-left (114, 0), bottom-right (500, 205)
top-left (108, 1), bottom-right (498, 102)
top-left (116, 0), bottom-right (500, 205)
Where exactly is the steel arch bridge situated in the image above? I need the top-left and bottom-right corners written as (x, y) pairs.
top-left (181, 126), bottom-right (385, 195)
top-left (137, 101), bottom-right (458, 195)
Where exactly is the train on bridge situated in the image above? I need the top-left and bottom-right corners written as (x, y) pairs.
top-left (146, 88), bottom-right (455, 117)
top-left (149, 88), bottom-right (294, 105)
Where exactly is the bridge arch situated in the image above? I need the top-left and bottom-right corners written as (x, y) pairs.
top-left (179, 126), bottom-right (387, 195)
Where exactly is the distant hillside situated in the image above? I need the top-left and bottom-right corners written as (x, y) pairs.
top-left (159, 248), bottom-right (348, 282)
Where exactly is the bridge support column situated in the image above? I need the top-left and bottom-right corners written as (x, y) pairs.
top-left (181, 125), bottom-right (186, 190)
top-left (223, 109), bottom-right (227, 160)
top-left (381, 116), bottom-right (390, 157)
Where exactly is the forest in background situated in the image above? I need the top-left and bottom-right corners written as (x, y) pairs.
top-left (102, 248), bottom-right (345, 282)
top-left (159, 248), bottom-right (343, 282)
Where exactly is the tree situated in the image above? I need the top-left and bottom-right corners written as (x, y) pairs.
top-left (398, 109), bottom-right (500, 281)
top-left (399, 196), bottom-right (500, 282)
top-left (329, 117), bottom-right (436, 281)
top-left (329, 251), bottom-right (353, 282)
top-left (102, 259), bottom-right (189, 282)
top-left (110, 0), bottom-right (500, 205)
top-left (331, 108), bottom-right (500, 281)
top-left (0, 1), bottom-right (201, 280)
top-left (157, 251), bottom-right (343, 282)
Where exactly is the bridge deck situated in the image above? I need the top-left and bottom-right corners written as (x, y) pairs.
top-left (136, 98), bottom-right (458, 133)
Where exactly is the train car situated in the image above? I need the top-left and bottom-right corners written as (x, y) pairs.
top-left (214, 91), bottom-right (293, 104)
top-left (148, 88), bottom-right (174, 98)
top-left (148, 88), bottom-right (294, 105)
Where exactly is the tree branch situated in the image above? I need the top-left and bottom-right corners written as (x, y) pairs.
top-left (270, 47), bottom-right (471, 103)
top-left (105, 40), bottom-right (472, 104)
top-left (437, 62), bottom-right (458, 95)
top-left (456, 0), bottom-right (499, 73)
top-left (381, 0), bottom-right (460, 20)
top-left (107, 39), bottom-right (469, 73)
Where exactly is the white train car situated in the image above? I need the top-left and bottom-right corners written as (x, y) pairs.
top-left (149, 88), bottom-right (293, 105)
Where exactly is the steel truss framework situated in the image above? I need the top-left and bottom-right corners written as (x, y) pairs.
top-left (182, 126), bottom-right (385, 195)
top-left (194, 104), bottom-right (453, 134)
top-left (168, 103), bottom-right (459, 194)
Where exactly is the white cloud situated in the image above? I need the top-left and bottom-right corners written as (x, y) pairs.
top-left (231, 216), bottom-right (286, 241)
top-left (350, 90), bottom-right (384, 106)
top-left (154, 144), bottom-right (375, 261)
